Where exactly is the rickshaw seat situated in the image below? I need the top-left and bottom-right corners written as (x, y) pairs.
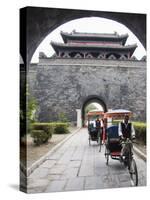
top-left (106, 125), bottom-right (122, 152)
top-left (111, 151), bottom-right (121, 156)
top-left (88, 126), bottom-right (98, 137)
top-left (107, 125), bottom-right (119, 139)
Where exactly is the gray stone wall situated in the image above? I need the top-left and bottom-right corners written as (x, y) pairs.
top-left (28, 59), bottom-right (146, 122)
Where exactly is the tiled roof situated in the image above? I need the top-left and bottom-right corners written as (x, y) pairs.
top-left (61, 31), bottom-right (128, 40)
top-left (51, 41), bottom-right (137, 50)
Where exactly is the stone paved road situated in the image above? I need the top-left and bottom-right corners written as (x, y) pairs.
top-left (27, 128), bottom-right (146, 193)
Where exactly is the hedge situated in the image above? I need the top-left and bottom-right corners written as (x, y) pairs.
top-left (31, 122), bottom-right (69, 145)
top-left (31, 123), bottom-right (54, 145)
top-left (31, 130), bottom-right (49, 145)
top-left (53, 123), bottom-right (69, 134)
top-left (133, 122), bottom-right (146, 144)
top-left (32, 123), bottom-right (54, 138)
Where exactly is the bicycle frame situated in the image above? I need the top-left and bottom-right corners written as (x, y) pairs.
top-left (121, 138), bottom-right (134, 167)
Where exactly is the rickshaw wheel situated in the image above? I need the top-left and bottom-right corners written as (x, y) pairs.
top-left (129, 159), bottom-right (138, 186)
top-left (106, 154), bottom-right (109, 165)
top-left (99, 137), bottom-right (102, 152)
top-left (105, 146), bottom-right (109, 165)
top-left (89, 137), bottom-right (91, 146)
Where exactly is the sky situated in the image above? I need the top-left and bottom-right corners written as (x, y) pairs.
top-left (31, 17), bottom-right (146, 63)
top-left (92, 103), bottom-right (103, 111)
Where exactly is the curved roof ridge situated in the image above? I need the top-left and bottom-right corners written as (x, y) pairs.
top-left (51, 41), bottom-right (137, 49)
top-left (60, 31), bottom-right (128, 38)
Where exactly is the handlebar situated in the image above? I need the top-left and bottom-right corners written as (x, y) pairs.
top-left (120, 137), bottom-right (138, 144)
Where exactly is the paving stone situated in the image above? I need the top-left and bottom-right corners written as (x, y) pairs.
top-left (57, 147), bottom-right (75, 164)
top-left (94, 166), bottom-right (109, 176)
top-left (27, 179), bottom-right (49, 191)
top-left (84, 176), bottom-right (104, 190)
top-left (44, 180), bottom-right (67, 192)
top-left (29, 167), bottom-right (49, 179)
top-left (102, 174), bottom-right (119, 188)
top-left (60, 167), bottom-right (79, 179)
top-left (27, 128), bottom-right (146, 193)
top-left (48, 164), bottom-right (66, 174)
top-left (119, 181), bottom-right (132, 188)
top-left (71, 147), bottom-right (85, 161)
top-left (27, 187), bottom-right (46, 194)
top-left (68, 160), bottom-right (81, 168)
top-left (47, 174), bottom-right (61, 181)
top-left (47, 153), bottom-right (62, 160)
top-left (78, 164), bottom-right (94, 177)
top-left (40, 160), bottom-right (56, 169)
top-left (118, 174), bottom-right (131, 182)
top-left (65, 177), bottom-right (85, 191)
top-left (27, 189), bottom-right (38, 194)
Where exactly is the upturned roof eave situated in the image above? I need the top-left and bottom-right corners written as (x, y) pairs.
top-left (60, 31), bottom-right (129, 44)
top-left (51, 41), bottom-right (137, 52)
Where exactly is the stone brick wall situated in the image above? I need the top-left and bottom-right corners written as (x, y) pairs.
top-left (28, 59), bottom-right (146, 122)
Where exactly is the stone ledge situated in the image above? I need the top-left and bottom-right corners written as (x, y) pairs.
top-left (133, 145), bottom-right (146, 161)
top-left (38, 58), bottom-right (146, 67)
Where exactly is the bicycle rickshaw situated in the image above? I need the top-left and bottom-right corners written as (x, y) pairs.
top-left (104, 109), bottom-right (138, 186)
top-left (87, 110), bottom-right (104, 151)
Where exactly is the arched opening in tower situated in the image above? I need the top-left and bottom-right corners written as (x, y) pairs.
top-left (81, 96), bottom-right (107, 127)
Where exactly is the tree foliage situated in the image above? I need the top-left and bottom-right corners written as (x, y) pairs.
top-left (20, 84), bottom-right (38, 138)
top-left (85, 103), bottom-right (97, 115)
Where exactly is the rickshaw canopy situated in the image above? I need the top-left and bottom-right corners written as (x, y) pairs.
top-left (87, 110), bottom-right (104, 117)
top-left (104, 109), bottom-right (133, 119)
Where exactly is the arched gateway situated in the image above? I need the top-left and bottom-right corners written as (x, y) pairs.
top-left (28, 30), bottom-right (146, 125)
top-left (81, 95), bottom-right (107, 127)
top-left (20, 7), bottom-right (146, 65)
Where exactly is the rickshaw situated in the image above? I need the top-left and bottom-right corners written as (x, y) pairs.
top-left (104, 109), bottom-right (138, 186)
top-left (87, 110), bottom-right (104, 152)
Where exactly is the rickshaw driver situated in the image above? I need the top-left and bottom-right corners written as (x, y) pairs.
top-left (95, 117), bottom-right (102, 140)
top-left (118, 115), bottom-right (135, 160)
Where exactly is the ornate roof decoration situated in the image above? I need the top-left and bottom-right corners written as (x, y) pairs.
top-left (63, 52), bottom-right (70, 58)
top-left (141, 55), bottom-right (146, 61)
top-left (119, 55), bottom-right (127, 60)
top-left (74, 53), bottom-right (82, 58)
top-left (130, 56), bottom-right (137, 60)
top-left (86, 53), bottom-right (93, 58)
top-left (39, 52), bottom-right (47, 58)
top-left (60, 31), bottom-right (129, 45)
top-left (108, 54), bottom-right (116, 60)
top-left (50, 31), bottom-right (138, 60)
top-left (98, 54), bottom-right (106, 59)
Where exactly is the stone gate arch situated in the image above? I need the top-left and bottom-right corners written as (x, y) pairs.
top-left (20, 7), bottom-right (146, 65)
top-left (24, 7), bottom-right (146, 125)
top-left (81, 95), bottom-right (107, 127)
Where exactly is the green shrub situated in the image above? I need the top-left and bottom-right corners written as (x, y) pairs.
top-left (133, 122), bottom-right (146, 144)
top-left (32, 123), bottom-right (54, 138)
top-left (53, 123), bottom-right (69, 134)
top-left (31, 130), bottom-right (49, 145)
top-left (31, 122), bottom-right (69, 145)
top-left (31, 123), bottom-right (54, 144)
top-left (58, 112), bottom-right (68, 122)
